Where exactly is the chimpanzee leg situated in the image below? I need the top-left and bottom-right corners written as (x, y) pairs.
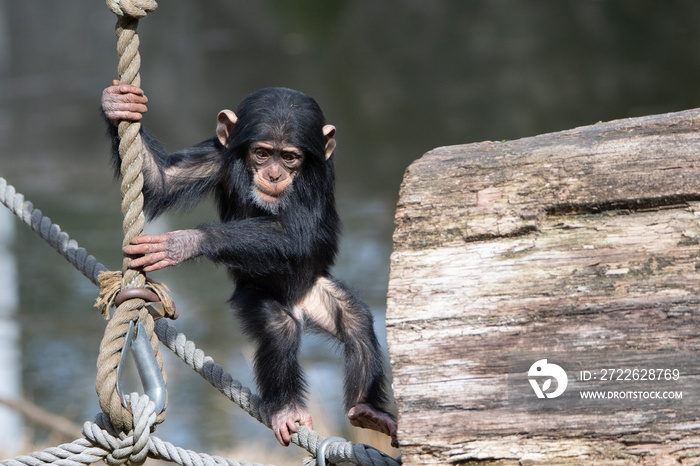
top-left (230, 286), bottom-right (310, 446)
top-left (299, 277), bottom-right (397, 446)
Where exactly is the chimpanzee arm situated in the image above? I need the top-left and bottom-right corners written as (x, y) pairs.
top-left (124, 210), bottom-right (337, 279)
top-left (196, 215), bottom-right (324, 277)
top-left (104, 112), bottom-right (223, 219)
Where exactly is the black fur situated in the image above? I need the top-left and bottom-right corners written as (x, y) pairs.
top-left (105, 87), bottom-right (391, 419)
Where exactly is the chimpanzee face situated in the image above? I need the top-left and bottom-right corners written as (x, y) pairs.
top-left (215, 88), bottom-right (337, 214)
top-left (247, 140), bottom-right (304, 212)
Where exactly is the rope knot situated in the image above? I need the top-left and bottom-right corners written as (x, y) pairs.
top-left (88, 399), bottom-right (156, 466)
top-left (106, 0), bottom-right (158, 19)
top-left (95, 270), bottom-right (178, 320)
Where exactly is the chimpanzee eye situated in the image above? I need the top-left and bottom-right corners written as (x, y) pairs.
top-left (282, 152), bottom-right (302, 167)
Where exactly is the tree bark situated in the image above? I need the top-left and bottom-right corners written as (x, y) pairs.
top-left (387, 108), bottom-right (700, 465)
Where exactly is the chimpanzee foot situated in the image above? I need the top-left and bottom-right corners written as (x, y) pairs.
top-left (271, 406), bottom-right (313, 447)
top-left (347, 403), bottom-right (398, 447)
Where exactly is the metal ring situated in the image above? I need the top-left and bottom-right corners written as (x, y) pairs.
top-left (316, 436), bottom-right (345, 466)
top-left (114, 287), bottom-right (160, 307)
top-left (116, 321), bottom-right (167, 414)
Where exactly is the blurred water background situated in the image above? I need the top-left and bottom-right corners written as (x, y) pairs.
top-left (1, 0), bottom-right (700, 461)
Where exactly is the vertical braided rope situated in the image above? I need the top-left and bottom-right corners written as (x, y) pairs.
top-left (112, 15), bottom-right (147, 282)
top-left (96, 1), bottom-right (166, 435)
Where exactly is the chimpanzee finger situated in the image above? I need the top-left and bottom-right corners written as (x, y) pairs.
top-left (127, 251), bottom-right (166, 268)
top-left (301, 415), bottom-right (313, 428)
top-left (108, 102), bottom-right (148, 114)
top-left (123, 242), bottom-right (164, 256)
top-left (105, 111), bottom-right (144, 122)
top-left (280, 425), bottom-right (293, 446)
top-left (118, 93), bottom-right (148, 105)
top-left (116, 83), bottom-right (146, 96)
top-left (129, 234), bottom-right (170, 245)
top-left (102, 99), bottom-right (147, 113)
top-left (142, 260), bottom-right (176, 272)
top-left (273, 426), bottom-right (289, 447)
top-left (102, 84), bottom-right (142, 98)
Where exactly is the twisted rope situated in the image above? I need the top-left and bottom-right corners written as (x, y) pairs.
top-left (0, 177), bottom-right (106, 286)
top-left (96, 304), bottom-right (163, 434)
top-left (96, 0), bottom-right (167, 434)
top-left (0, 394), bottom-right (270, 466)
top-left (106, 0), bottom-right (157, 19)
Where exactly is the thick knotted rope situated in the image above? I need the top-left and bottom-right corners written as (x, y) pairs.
top-left (95, 0), bottom-right (167, 435)
top-left (1, 394), bottom-right (271, 466)
top-left (106, 0), bottom-right (158, 19)
top-left (94, 270), bottom-right (178, 320)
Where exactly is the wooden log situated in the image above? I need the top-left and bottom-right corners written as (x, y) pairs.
top-left (387, 108), bottom-right (700, 465)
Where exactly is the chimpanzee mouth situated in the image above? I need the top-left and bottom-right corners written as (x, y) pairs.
top-left (257, 186), bottom-right (284, 199)
top-left (250, 184), bottom-right (291, 214)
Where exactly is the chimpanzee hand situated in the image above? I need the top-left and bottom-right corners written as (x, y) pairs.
top-left (102, 80), bottom-right (148, 124)
top-left (123, 230), bottom-right (205, 272)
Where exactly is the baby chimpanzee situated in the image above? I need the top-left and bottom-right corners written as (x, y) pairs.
top-left (102, 82), bottom-right (397, 447)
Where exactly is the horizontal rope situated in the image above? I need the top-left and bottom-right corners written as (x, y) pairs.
top-left (0, 402), bottom-right (271, 466)
top-left (0, 177), bottom-right (106, 286)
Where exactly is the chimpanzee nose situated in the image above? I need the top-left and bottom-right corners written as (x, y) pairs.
top-left (268, 166), bottom-right (283, 182)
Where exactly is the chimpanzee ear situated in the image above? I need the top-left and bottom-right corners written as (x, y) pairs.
top-left (216, 110), bottom-right (238, 147)
top-left (322, 125), bottom-right (336, 160)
